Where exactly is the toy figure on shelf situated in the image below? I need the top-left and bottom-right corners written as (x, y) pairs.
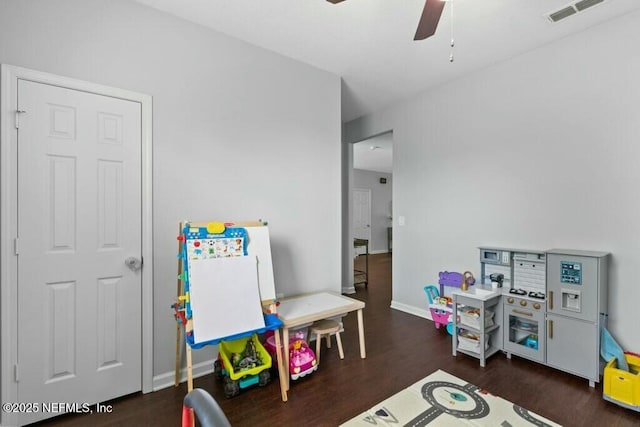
top-left (244, 338), bottom-right (258, 361)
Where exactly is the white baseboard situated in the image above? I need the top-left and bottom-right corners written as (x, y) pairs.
top-left (390, 300), bottom-right (433, 321)
top-left (368, 249), bottom-right (391, 255)
top-left (356, 249), bottom-right (390, 256)
top-left (152, 358), bottom-right (216, 391)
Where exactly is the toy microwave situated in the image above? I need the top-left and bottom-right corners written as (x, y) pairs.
top-left (480, 248), bottom-right (511, 266)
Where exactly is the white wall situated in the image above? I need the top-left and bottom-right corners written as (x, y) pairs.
top-left (0, 0), bottom-right (341, 381)
top-left (353, 169), bottom-right (392, 253)
top-left (344, 10), bottom-right (640, 351)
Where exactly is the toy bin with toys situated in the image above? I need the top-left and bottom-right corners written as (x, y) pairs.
top-left (214, 334), bottom-right (272, 398)
top-left (456, 329), bottom-right (490, 354)
top-left (459, 307), bottom-right (494, 329)
top-left (603, 352), bottom-right (640, 412)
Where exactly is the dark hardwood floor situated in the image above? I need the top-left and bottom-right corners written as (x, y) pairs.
top-left (38, 253), bottom-right (637, 426)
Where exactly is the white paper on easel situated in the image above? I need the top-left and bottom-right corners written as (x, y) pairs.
top-left (245, 226), bottom-right (276, 301)
top-left (189, 256), bottom-right (265, 344)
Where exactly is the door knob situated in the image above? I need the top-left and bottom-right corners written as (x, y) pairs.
top-left (125, 257), bottom-right (143, 271)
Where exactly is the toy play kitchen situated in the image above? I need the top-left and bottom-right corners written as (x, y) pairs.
top-left (452, 247), bottom-right (609, 387)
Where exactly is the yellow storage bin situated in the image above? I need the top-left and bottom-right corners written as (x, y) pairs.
top-left (603, 353), bottom-right (640, 412)
top-left (219, 334), bottom-right (272, 381)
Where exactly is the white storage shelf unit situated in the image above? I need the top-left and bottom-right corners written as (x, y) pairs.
top-left (451, 286), bottom-right (502, 367)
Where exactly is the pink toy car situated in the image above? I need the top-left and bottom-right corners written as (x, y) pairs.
top-left (289, 338), bottom-right (317, 380)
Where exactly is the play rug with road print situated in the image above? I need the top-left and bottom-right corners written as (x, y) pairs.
top-left (341, 369), bottom-right (561, 427)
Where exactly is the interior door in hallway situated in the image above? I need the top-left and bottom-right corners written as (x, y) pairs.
top-left (353, 188), bottom-right (371, 255)
top-left (16, 79), bottom-right (142, 425)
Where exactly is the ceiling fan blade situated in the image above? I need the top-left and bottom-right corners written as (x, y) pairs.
top-left (414, 0), bottom-right (446, 40)
top-left (326, 0), bottom-right (346, 3)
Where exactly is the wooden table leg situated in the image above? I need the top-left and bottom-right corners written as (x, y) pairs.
top-left (283, 327), bottom-right (290, 391)
top-left (357, 309), bottom-right (366, 358)
top-left (272, 329), bottom-right (288, 402)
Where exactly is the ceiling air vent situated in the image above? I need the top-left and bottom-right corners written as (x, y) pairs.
top-left (549, 6), bottom-right (576, 22)
top-left (575, 0), bottom-right (605, 12)
top-left (547, 0), bottom-right (607, 23)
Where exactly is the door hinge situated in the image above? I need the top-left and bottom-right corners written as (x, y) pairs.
top-left (14, 364), bottom-right (19, 382)
top-left (14, 238), bottom-right (19, 255)
top-left (15, 110), bottom-right (26, 129)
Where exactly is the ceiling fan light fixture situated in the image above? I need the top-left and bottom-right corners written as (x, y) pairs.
top-left (327, 0), bottom-right (448, 41)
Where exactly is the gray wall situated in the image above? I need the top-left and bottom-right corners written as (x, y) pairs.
top-left (0, 0), bottom-right (341, 383)
top-left (345, 10), bottom-right (640, 351)
top-left (353, 169), bottom-right (392, 254)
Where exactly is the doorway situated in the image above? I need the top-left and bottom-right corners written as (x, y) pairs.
top-left (1, 65), bottom-right (153, 426)
top-left (348, 131), bottom-right (393, 291)
top-left (353, 188), bottom-right (371, 255)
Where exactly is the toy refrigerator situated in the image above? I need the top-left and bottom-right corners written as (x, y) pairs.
top-left (546, 249), bottom-right (609, 387)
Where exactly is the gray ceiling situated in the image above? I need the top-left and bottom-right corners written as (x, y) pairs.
top-left (353, 133), bottom-right (393, 174)
top-left (134, 0), bottom-right (640, 122)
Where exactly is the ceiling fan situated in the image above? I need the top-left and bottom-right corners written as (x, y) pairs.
top-left (327, 0), bottom-right (447, 40)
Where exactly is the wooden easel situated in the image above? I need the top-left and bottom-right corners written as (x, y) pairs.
top-left (172, 220), bottom-right (288, 402)
top-left (174, 222), bottom-right (185, 387)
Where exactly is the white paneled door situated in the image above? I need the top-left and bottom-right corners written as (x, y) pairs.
top-left (353, 188), bottom-right (371, 256)
top-left (16, 80), bottom-right (142, 425)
